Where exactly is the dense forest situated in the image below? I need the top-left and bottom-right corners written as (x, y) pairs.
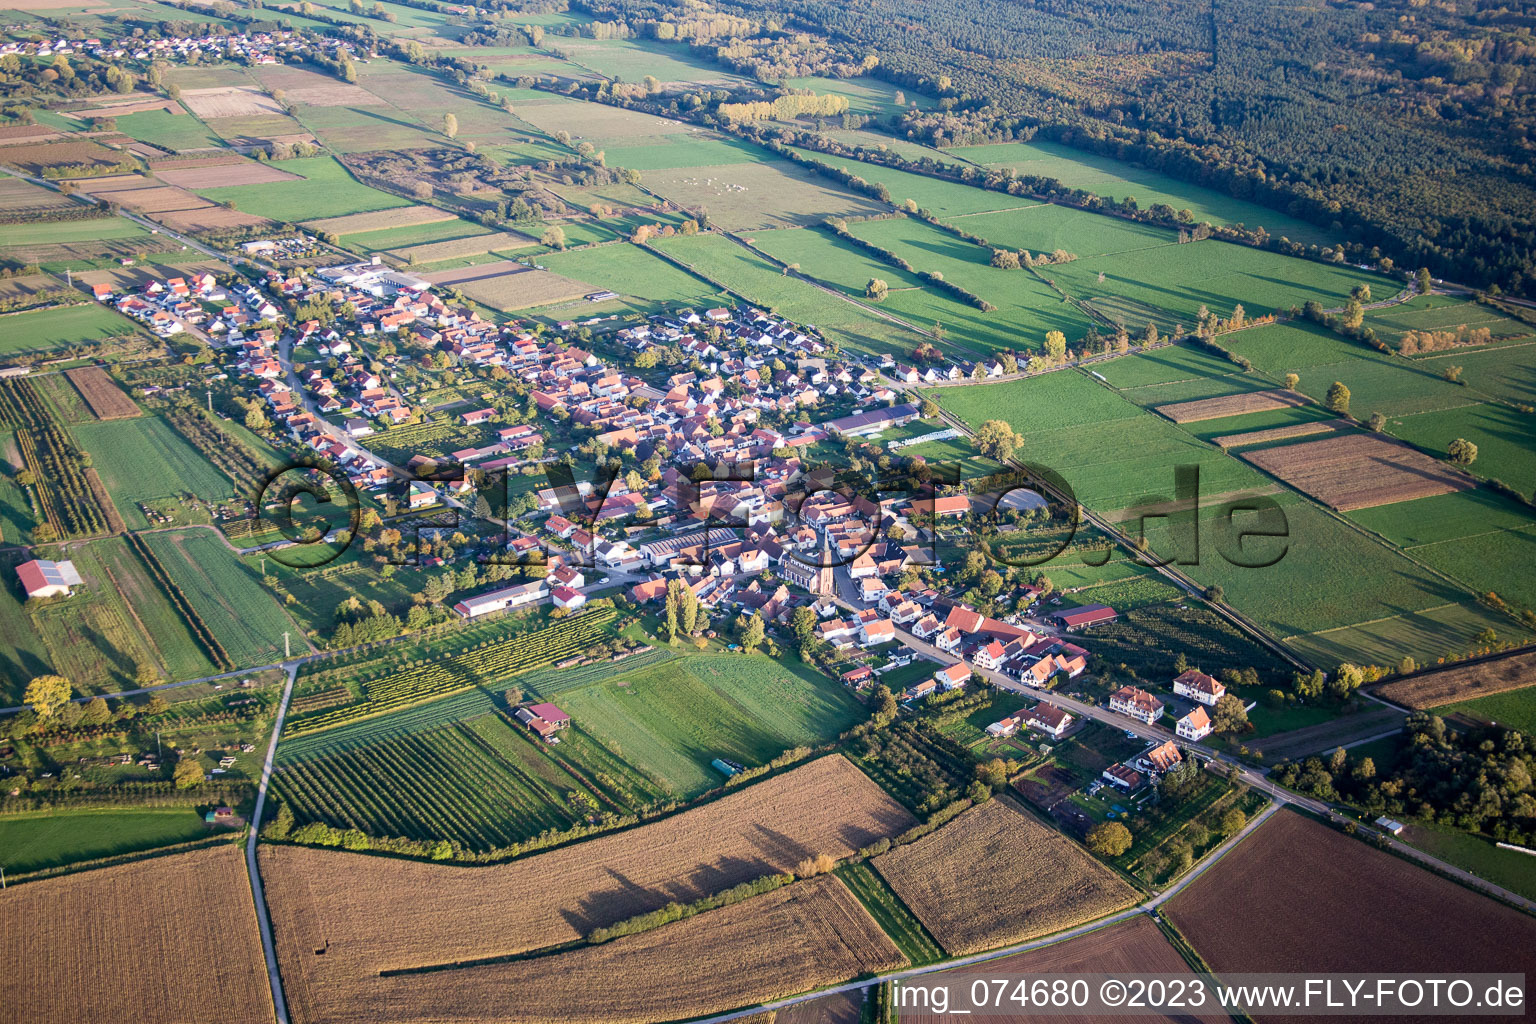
top-left (576, 0), bottom-right (1536, 294)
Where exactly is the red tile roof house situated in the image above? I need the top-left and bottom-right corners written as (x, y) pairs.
top-left (1108, 685), bottom-right (1165, 724)
top-left (550, 585), bottom-right (586, 610)
top-left (1023, 703), bottom-right (1074, 739)
top-left (1172, 669), bottom-right (1226, 706)
top-left (1102, 763), bottom-right (1144, 790)
top-left (944, 605), bottom-right (985, 635)
top-left (971, 639), bottom-right (1007, 671)
top-left (841, 665), bottom-right (874, 689)
top-left (933, 662), bottom-right (970, 691)
top-left (1141, 740), bottom-right (1183, 774)
top-left (1177, 706), bottom-right (1213, 741)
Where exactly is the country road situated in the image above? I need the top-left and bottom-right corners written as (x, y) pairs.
top-left (246, 659), bottom-right (299, 1024)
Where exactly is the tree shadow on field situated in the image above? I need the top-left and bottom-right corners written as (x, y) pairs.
top-left (562, 850), bottom-right (771, 933)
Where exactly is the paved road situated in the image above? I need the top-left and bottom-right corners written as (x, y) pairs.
top-left (246, 660), bottom-right (299, 1024)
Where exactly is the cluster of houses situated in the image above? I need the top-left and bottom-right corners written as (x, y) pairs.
top-left (6, 27), bottom-right (360, 67)
top-left (1100, 739), bottom-right (1186, 794)
top-left (1107, 667), bottom-right (1228, 742)
top-left (94, 271), bottom-right (232, 338)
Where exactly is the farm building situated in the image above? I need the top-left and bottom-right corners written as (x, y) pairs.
top-left (460, 408), bottom-right (495, 425)
top-left (15, 558), bottom-right (83, 599)
top-left (452, 580), bottom-right (548, 618)
top-left (1177, 706), bottom-right (1213, 741)
top-left (822, 403), bottom-right (919, 438)
top-left (986, 712), bottom-right (1022, 738)
top-left (1172, 669), bottom-right (1226, 706)
top-left (1108, 685), bottom-right (1164, 723)
top-left (1375, 816), bottom-right (1406, 835)
top-left (515, 703), bottom-right (570, 742)
top-left (1050, 604), bottom-right (1118, 631)
top-left (550, 585), bottom-right (586, 611)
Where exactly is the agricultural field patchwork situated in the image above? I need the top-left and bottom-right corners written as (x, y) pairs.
top-left (263, 755), bottom-right (913, 1020)
top-left (875, 799), bottom-right (1137, 955)
top-left (0, 844), bottom-right (273, 1024)
top-left (1166, 811), bottom-right (1536, 979)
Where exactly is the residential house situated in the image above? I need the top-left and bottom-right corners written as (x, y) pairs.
top-left (1108, 685), bottom-right (1164, 724)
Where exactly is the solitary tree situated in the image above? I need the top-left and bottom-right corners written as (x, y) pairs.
top-left (442, 112), bottom-right (458, 139)
top-left (1368, 411), bottom-right (1386, 432)
top-left (23, 675), bottom-right (72, 718)
top-left (1212, 693), bottom-right (1250, 733)
top-left (1417, 267), bottom-right (1433, 294)
top-left (864, 277), bottom-right (888, 301)
top-left (1087, 821), bottom-right (1133, 857)
top-left (1044, 330), bottom-right (1067, 362)
top-left (1284, 372), bottom-right (1300, 390)
top-left (1325, 381), bottom-right (1351, 415)
top-left (1447, 437), bottom-right (1478, 465)
top-left (740, 613), bottom-right (765, 653)
top-left (974, 419), bottom-right (1021, 462)
top-left (540, 225), bottom-right (566, 250)
top-left (173, 755), bottom-right (205, 789)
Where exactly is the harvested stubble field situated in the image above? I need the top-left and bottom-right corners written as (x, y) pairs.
top-left (340, 876), bottom-right (904, 1024)
top-left (1166, 811), bottom-right (1536, 983)
top-left (73, 97), bottom-right (182, 117)
top-left (179, 86), bottom-right (285, 119)
top-left (154, 159), bottom-right (301, 188)
top-left (902, 915), bottom-right (1230, 1024)
top-left (1213, 419), bottom-right (1344, 449)
top-left (264, 755), bottom-right (914, 1021)
top-left (388, 229), bottom-right (535, 264)
top-left (1156, 388), bottom-right (1311, 423)
top-left (1374, 649), bottom-right (1536, 708)
top-left (874, 799), bottom-right (1137, 956)
top-left (0, 139), bottom-right (127, 173)
top-left (422, 261), bottom-right (589, 309)
top-left (1242, 432), bottom-right (1473, 511)
top-left (64, 366), bottom-right (139, 419)
top-left (160, 206), bottom-right (271, 231)
top-left (304, 204), bottom-right (457, 234)
top-left (0, 176), bottom-right (73, 213)
top-left (0, 844), bottom-right (273, 1024)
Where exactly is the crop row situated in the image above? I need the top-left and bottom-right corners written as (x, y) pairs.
top-left (284, 608), bottom-right (618, 736)
top-left (274, 722), bottom-right (582, 849)
top-left (164, 407), bottom-right (269, 497)
top-left (124, 532), bottom-right (233, 671)
top-left (0, 379), bottom-right (110, 538)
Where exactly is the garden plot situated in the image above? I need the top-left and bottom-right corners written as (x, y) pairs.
top-left (1156, 388), bottom-right (1311, 423)
top-left (1243, 432), bottom-right (1474, 511)
top-left (178, 86), bottom-right (285, 119)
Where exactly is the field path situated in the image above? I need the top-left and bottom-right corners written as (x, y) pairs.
top-left (247, 658), bottom-right (300, 1024)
